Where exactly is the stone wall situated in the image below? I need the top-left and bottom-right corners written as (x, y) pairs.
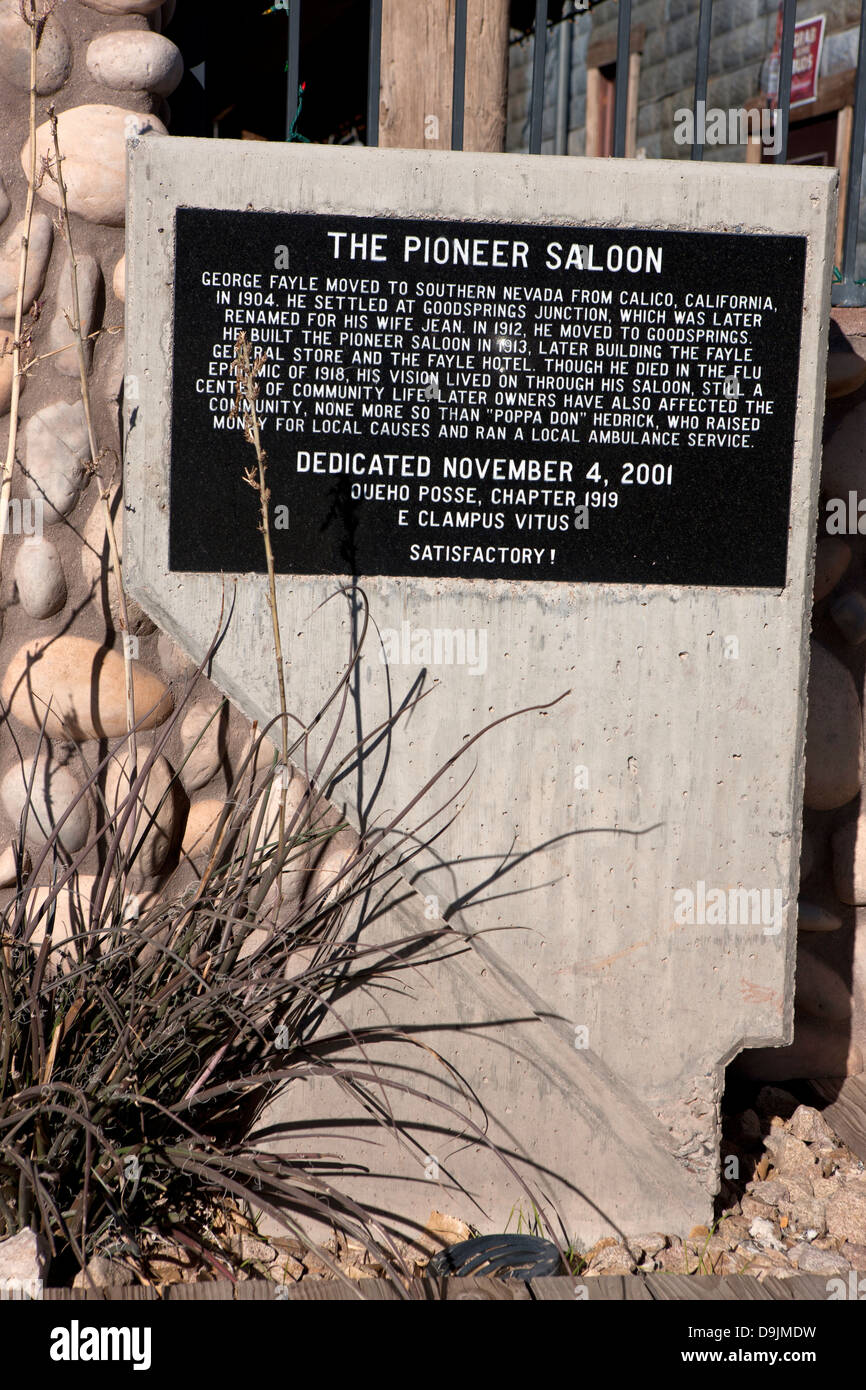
top-left (0, 0), bottom-right (247, 929)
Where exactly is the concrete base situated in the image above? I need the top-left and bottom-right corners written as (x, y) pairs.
top-left (126, 139), bottom-right (834, 1241)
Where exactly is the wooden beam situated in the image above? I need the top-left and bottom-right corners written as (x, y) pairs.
top-left (745, 69), bottom-right (856, 123)
top-left (466, 0), bottom-right (510, 151)
top-left (378, 0), bottom-right (510, 151)
top-left (834, 104), bottom-right (853, 269)
top-left (625, 50), bottom-right (640, 157)
top-left (586, 24), bottom-right (647, 71)
top-left (585, 66), bottom-right (601, 157)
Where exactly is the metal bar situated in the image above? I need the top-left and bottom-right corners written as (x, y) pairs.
top-left (839, 0), bottom-right (866, 288)
top-left (691, 0), bottom-right (713, 161)
top-left (452, 0), bottom-right (468, 150)
top-left (285, 0), bottom-right (301, 142)
top-left (529, 0), bottom-right (549, 154)
top-left (555, 2), bottom-right (573, 155)
top-left (367, 0), bottom-right (383, 146)
top-left (774, 0), bottom-right (796, 164)
top-left (613, 0), bottom-right (632, 157)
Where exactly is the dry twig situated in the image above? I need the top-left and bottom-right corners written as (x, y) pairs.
top-left (231, 332), bottom-right (290, 867)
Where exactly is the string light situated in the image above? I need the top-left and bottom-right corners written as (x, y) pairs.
top-left (287, 80), bottom-right (310, 142)
top-left (263, 3), bottom-right (308, 142)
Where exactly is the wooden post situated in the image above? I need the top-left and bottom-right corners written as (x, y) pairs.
top-left (834, 104), bottom-right (853, 270)
top-left (378, 0), bottom-right (510, 152)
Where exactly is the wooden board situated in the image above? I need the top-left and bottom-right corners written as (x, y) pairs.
top-left (531, 1276), bottom-right (653, 1301)
top-left (379, 0), bottom-right (509, 151)
top-left (646, 1274), bottom-right (832, 1301)
top-left (809, 1077), bottom-right (866, 1161)
top-left (39, 1274), bottom-right (836, 1299)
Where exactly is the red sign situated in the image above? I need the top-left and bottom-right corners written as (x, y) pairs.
top-left (765, 12), bottom-right (826, 108)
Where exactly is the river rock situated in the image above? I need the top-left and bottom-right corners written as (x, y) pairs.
top-left (788, 1243), bottom-right (849, 1275)
top-left (179, 704), bottom-right (223, 793)
top-left (788, 1104), bottom-right (836, 1145)
top-left (0, 843), bottom-right (30, 887)
top-left (1, 752), bottom-right (90, 854)
top-left (826, 1185), bottom-right (866, 1244)
top-left (23, 399), bottom-right (89, 524)
top-left (737, 1019), bottom-right (862, 1081)
top-left (253, 771), bottom-right (316, 907)
top-left (803, 641), bottom-right (862, 810)
top-left (763, 1129), bottom-right (819, 1183)
top-left (0, 1230), bottom-right (47, 1290)
top-left (46, 252), bottom-right (102, 377)
top-left (745, 1179), bottom-right (790, 1210)
top-left (586, 1243), bottom-right (637, 1275)
top-left (823, 401), bottom-right (866, 494)
top-left (0, 175), bottom-right (9, 225)
top-left (22, 106), bottom-right (168, 227)
top-left (99, 328), bottom-right (125, 407)
top-left (795, 947), bottom-right (852, 1022)
top-left (304, 829), bottom-right (358, 907)
top-left (87, 30), bottom-right (183, 95)
top-left (14, 535), bottom-right (67, 618)
top-left (813, 538), bottom-right (852, 602)
top-left (797, 900), bottom-right (842, 933)
top-left (157, 631), bottom-right (196, 680)
top-left (105, 748), bottom-right (176, 879)
top-left (784, 1197), bottom-right (829, 1242)
top-left (827, 351), bottom-right (866, 400)
top-left (0, 213), bottom-right (53, 318)
top-left (25, 874), bottom-right (105, 972)
top-left (831, 590), bottom-right (866, 645)
top-left (81, 492), bottom-right (155, 635)
top-left (0, 0), bottom-right (72, 94)
top-left (181, 798), bottom-right (224, 866)
top-left (832, 814), bottom-right (866, 904)
top-left (79, 0), bottom-right (164, 12)
top-left (799, 825), bottom-right (817, 882)
top-left (112, 253), bottom-right (125, 303)
top-left (73, 1256), bottom-right (133, 1290)
top-left (1, 635), bottom-right (173, 740)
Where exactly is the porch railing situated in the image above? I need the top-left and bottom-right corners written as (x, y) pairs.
top-left (275, 0), bottom-right (866, 306)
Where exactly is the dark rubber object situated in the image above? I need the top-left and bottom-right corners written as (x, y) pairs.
top-left (428, 1234), bottom-right (564, 1279)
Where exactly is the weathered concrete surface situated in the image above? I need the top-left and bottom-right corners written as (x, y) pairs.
top-left (125, 139), bottom-right (834, 1241)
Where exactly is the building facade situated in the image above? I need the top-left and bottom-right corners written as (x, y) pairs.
top-left (507, 0), bottom-right (866, 278)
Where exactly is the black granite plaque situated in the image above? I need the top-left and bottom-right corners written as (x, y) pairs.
top-left (168, 207), bottom-right (806, 586)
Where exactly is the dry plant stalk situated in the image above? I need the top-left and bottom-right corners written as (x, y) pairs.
top-left (231, 331), bottom-right (290, 859)
top-left (21, 325), bottom-right (117, 377)
top-left (0, 0), bottom-right (46, 581)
